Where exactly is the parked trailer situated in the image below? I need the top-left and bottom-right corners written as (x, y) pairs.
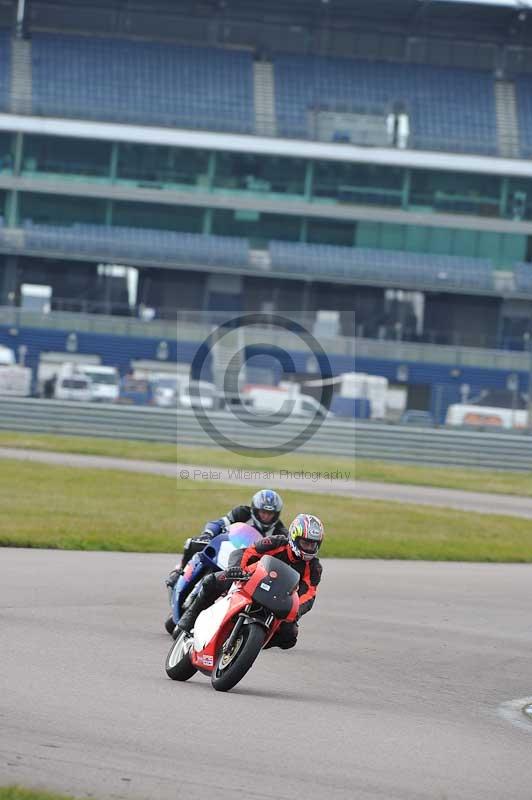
top-left (445, 403), bottom-right (528, 430)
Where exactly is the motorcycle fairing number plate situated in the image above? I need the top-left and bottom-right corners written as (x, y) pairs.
top-left (216, 540), bottom-right (237, 570)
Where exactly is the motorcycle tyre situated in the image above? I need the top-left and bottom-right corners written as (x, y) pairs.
top-left (165, 632), bottom-right (198, 681)
top-left (211, 622), bottom-right (266, 692)
top-left (164, 614), bottom-right (176, 635)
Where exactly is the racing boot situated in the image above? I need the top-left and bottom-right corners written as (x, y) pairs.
top-left (165, 567), bottom-right (182, 591)
top-left (176, 596), bottom-right (208, 635)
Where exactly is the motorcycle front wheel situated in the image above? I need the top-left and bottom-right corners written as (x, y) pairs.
top-left (211, 622), bottom-right (266, 692)
top-left (165, 631), bottom-right (198, 681)
top-left (164, 614), bottom-right (176, 635)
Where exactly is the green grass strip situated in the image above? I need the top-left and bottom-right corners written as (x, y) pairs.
top-left (2, 458), bottom-right (532, 561)
top-left (0, 788), bottom-right (79, 800)
top-left (0, 430), bottom-right (531, 497)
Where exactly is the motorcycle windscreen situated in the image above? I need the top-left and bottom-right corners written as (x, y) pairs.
top-left (227, 523), bottom-right (262, 549)
top-left (251, 555), bottom-right (300, 618)
top-left (212, 523), bottom-right (263, 570)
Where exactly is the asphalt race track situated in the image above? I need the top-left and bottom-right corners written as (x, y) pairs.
top-left (2, 549), bottom-right (532, 800)
top-left (2, 447), bottom-right (532, 519)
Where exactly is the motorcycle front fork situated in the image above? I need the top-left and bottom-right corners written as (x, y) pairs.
top-left (222, 609), bottom-right (274, 654)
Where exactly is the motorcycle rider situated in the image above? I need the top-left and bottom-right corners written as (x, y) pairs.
top-left (176, 513), bottom-right (324, 651)
top-left (165, 489), bottom-right (286, 589)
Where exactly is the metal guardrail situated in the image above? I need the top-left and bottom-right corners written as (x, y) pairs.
top-left (0, 397), bottom-right (531, 471)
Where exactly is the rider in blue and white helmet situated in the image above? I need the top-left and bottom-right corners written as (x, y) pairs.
top-left (249, 489), bottom-right (284, 535)
top-left (166, 489), bottom-right (286, 587)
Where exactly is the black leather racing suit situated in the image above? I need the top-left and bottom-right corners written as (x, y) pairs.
top-left (203, 505), bottom-right (288, 539)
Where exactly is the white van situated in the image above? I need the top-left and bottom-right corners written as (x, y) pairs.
top-left (243, 386), bottom-right (329, 419)
top-left (151, 375), bottom-right (178, 408)
top-left (178, 379), bottom-right (217, 410)
top-left (54, 374), bottom-right (92, 402)
top-left (37, 352), bottom-right (100, 397)
top-left (77, 365), bottom-right (120, 403)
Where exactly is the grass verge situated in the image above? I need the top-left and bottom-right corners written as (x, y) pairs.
top-left (0, 430), bottom-right (531, 497)
top-left (0, 789), bottom-right (78, 800)
top-left (2, 459), bottom-right (532, 561)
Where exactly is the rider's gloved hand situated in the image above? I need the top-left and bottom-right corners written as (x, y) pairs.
top-left (225, 566), bottom-right (251, 582)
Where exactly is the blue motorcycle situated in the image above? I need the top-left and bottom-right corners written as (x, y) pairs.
top-left (165, 522), bottom-right (262, 635)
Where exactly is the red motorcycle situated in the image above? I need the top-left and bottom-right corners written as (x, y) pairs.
top-left (165, 555), bottom-right (300, 692)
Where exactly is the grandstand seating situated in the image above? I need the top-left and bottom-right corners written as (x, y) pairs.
top-left (31, 34), bottom-right (254, 133)
top-left (0, 30), bottom-right (10, 113)
top-left (513, 262), bottom-right (532, 293)
top-left (514, 76), bottom-right (532, 157)
top-left (18, 222), bottom-right (251, 268)
top-left (268, 241), bottom-right (495, 291)
top-left (273, 55), bottom-right (498, 155)
top-left (24, 33), bottom-right (498, 154)
top-left (10, 215), bottom-right (532, 297)
top-left (0, 219), bottom-right (511, 293)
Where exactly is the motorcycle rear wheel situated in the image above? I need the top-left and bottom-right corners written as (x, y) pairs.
top-left (211, 623), bottom-right (266, 692)
top-left (165, 631), bottom-right (197, 681)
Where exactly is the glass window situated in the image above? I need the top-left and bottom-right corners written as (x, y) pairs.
top-left (19, 193), bottom-right (106, 225)
top-left (214, 152), bottom-right (306, 196)
top-left (313, 161), bottom-right (403, 206)
top-left (506, 178), bottom-right (532, 221)
top-left (22, 135), bottom-right (111, 178)
top-left (117, 143), bottom-right (210, 187)
top-left (113, 202), bottom-right (204, 233)
top-left (0, 133), bottom-right (13, 173)
top-left (410, 168), bottom-right (500, 216)
top-left (212, 209), bottom-right (301, 242)
top-left (307, 218), bottom-right (355, 246)
top-left (404, 225), bottom-right (430, 253)
top-left (381, 223), bottom-right (406, 250)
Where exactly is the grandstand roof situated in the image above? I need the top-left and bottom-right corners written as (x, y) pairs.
top-left (12, 0), bottom-right (532, 46)
top-left (440, 0), bottom-right (532, 6)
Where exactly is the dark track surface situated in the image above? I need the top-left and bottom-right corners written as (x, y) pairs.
top-left (2, 549), bottom-right (532, 799)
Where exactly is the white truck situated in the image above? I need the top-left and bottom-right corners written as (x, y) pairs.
top-left (0, 345), bottom-right (32, 397)
top-left (445, 403), bottom-right (528, 430)
top-left (305, 371), bottom-right (395, 420)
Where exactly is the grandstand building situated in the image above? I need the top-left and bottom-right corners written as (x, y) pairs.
top-left (2, 0), bottom-right (532, 417)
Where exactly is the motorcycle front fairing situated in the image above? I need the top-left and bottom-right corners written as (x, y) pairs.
top-left (245, 557), bottom-right (300, 621)
top-left (191, 586), bottom-right (251, 674)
